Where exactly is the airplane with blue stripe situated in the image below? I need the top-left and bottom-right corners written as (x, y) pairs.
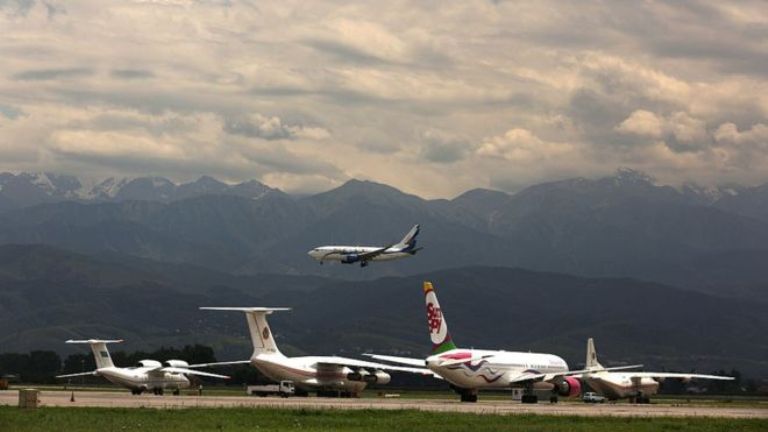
top-left (307, 224), bottom-right (421, 267)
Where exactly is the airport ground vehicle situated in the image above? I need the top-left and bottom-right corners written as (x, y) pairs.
top-left (582, 392), bottom-right (606, 403)
top-left (247, 381), bottom-right (295, 397)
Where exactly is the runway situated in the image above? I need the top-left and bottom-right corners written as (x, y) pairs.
top-left (2, 390), bottom-right (767, 418)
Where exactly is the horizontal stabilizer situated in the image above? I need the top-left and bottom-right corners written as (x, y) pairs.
top-left (199, 307), bottom-right (291, 313)
top-left (65, 339), bottom-right (124, 344)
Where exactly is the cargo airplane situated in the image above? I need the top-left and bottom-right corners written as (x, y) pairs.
top-left (307, 224), bottom-right (421, 267)
top-left (195, 307), bottom-right (435, 397)
top-left (577, 338), bottom-right (734, 403)
top-left (367, 282), bottom-right (637, 403)
top-left (55, 339), bottom-right (229, 395)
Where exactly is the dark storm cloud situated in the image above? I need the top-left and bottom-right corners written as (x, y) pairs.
top-left (110, 69), bottom-right (155, 80)
top-left (12, 67), bottom-right (93, 81)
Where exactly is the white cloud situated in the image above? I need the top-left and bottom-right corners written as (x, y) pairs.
top-left (0, 0), bottom-right (767, 196)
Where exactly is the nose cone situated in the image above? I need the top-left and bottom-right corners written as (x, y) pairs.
top-left (307, 249), bottom-right (321, 259)
top-left (425, 355), bottom-right (441, 368)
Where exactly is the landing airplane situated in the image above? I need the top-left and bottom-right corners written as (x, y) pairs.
top-left (195, 307), bottom-right (435, 397)
top-left (55, 339), bottom-right (229, 395)
top-left (577, 338), bottom-right (734, 403)
top-left (307, 224), bottom-right (421, 267)
top-left (367, 282), bottom-right (637, 403)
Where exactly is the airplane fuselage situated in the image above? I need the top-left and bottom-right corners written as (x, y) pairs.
top-left (426, 349), bottom-right (569, 390)
top-left (308, 246), bottom-right (413, 263)
top-left (251, 354), bottom-right (368, 393)
top-left (95, 367), bottom-right (190, 391)
top-left (581, 372), bottom-right (660, 400)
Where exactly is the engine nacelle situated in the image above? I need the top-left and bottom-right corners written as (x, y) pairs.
top-left (341, 254), bottom-right (360, 264)
top-left (137, 359), bottom-right (163, 368)
top-left (372, 370), bottom-right (391, 385)
top-left (165, 359), bottom-right (189, 368)
top-left (554, 376), bottom-right (582, 397)
top-left (346, 370), bottom-right (367, 382)
top-left (346, 369), bottom-right (391, 385)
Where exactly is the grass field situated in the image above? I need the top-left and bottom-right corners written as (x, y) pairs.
top-left (2, 406), bottom-right (767, 432)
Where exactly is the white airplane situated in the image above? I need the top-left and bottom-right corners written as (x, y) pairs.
top-left (195, 307), bottom-right (435, 397)
top-left (55, 339), bottom-right (229, 395)
top-left (577, 338), bottom-right (734, 403)
top-left (307, 224), bottom-right (421, 267)
top-left (367, 282), bottom-right (638, 403)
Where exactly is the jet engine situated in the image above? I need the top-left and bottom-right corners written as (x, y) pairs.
top-left (341, 254), bottom-right (360, 264)
top-left (165, 360), bottom-right (190, 368)
top-left (554, 376), bottom-right (582, 397)
top-left (371, 370), bottom-right (391, 385)
top-left (137, 360), bottom-right (163, 368)
top-left (346, 369), bottom-right (391, 385)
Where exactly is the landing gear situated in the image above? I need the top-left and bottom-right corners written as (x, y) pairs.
top-left (521, 383), bottom-right (538, 404)
top-left (629, 394), bottom-right (651, 404)
top-left (360, 261), bottom-right (368, 268)
top-left (294, 388), bottom-right (309, 397)
top-left (459, 391), bottom-right (478, 403)
top-left (152, 388), bottom-right (164, 396)
top-left (549, 395), bottom-right (559, 404)
top-left (131, 389), bottom-right (143, 395)
top-left (173, 389), bottom-right (180, 396)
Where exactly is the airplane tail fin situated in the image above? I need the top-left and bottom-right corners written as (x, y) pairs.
top-left (200, 307), bottom-right (290, 359)
top-left (395, 224), bottom-right (420, 251)
top-left (66, 339), bottom-right (123, 369)
top-left (423, 282), bottom-right (457, 354)
top-left (586, 337), bottom-right (604, 370)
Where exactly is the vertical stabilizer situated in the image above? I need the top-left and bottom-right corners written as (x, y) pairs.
top-left (395, 224), bottom-right (420, 251)
top-left (423, 282), bottom-right (457, 354)
top-left (586, 338), bottom-right (604, 370)
top-left (66, 339), bottom-right (123, 369)
top-left (200, 307), bottom-right (290, 359)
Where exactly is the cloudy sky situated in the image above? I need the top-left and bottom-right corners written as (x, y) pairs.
top-left (1, 0), bottom-right (767, 197)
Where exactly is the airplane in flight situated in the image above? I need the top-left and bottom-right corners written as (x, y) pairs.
top-left (55, 339), bottom-right (229, 395)
top-left (307, 224), bottom-right (421, 267)
top-left (367, 282), bottom-right (637, 403)
top-left (577, 338), bottom-right (734, 403)
top-left (195, 307), bottom-right (436, 397)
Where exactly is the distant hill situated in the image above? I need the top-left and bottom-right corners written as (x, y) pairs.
top-left (1, 245), bottom-right (766, 376)
top-left (1, 170), bottom-right (768, 301)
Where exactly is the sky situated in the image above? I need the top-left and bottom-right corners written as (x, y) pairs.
top-left (0, 0), bottom-right (767, 198)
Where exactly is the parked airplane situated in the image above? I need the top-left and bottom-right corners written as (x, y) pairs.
top-left (577, 338), bottom-right (734, 403)
top-left (367, 282), bottom-right (639, 403)
top-left (195, 307), bottom-right (435, 397)
top-left (55, 339), bottom-right (229, 395)
top-left (307, 224), bottom-right (421, 267)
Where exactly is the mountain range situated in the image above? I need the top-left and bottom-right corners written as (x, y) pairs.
top-left (1, 169), bottom-right (768, 298)
top-left (1, 244), bottom-right (765, 375)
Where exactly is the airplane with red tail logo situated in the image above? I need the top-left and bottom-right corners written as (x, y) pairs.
top-left (367, 281), bottom-right (640, 403)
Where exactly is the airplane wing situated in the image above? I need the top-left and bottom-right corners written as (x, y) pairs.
top-left (161, 367), bottom-right (230, 379)
top-left (616, 372), bottom-right (734, 381)
top-left (363, 354), bottom-right (427, 367)
top-left (55, 371), bottom-right (98, 379)
top-left (508, 365), bottom-right (644, 384)
top-left (186, 360), bottom-right (252, 368)
top-left (356, 245), bottom-right (394, 261)
top-left (315, 356), bottom-right (438, 377)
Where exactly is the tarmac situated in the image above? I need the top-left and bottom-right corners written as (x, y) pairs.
top-left (2, 390), bottom-right (768, 418)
